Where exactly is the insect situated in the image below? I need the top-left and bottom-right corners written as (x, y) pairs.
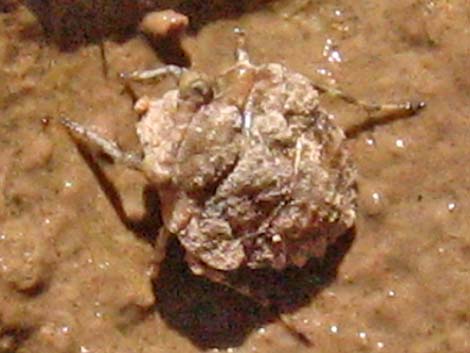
top-left (62, 29), bottom-right (424, 343)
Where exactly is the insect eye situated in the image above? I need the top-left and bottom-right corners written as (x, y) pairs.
top-left (190, 79), bottom-right (214, 103)
top-left (179, 71), bottom-right (214, 106)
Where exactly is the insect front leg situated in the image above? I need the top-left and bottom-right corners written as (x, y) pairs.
top-left (120, 65), bottom-right (186, 83)
top-left (61, 118), bottom-right (144, 171)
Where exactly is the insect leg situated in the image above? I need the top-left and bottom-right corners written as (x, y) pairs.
top-left (120, 65), bottom-right (186, 83)
top-left (188, 260), bottom-right (313, 346)
top-left (314, 83), bottom-right (425, 117)
top-left (313, 82), bottom-right (425, 116)
top-left (233, 27), bottom-right (251, 63)
top-left (152, 227), bottom-right (172, 278)
top-left (61, 118), bottom-right (143, 171)
top-left (98, 40), bottom-right (109, 79)
top-left (225, 280), bottom-right (313, 346)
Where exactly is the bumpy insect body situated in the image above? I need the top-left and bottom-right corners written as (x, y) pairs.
top-left (62, 32), bottom-right (423, 297)
top-left (118, 49), bottom-right (355, 278)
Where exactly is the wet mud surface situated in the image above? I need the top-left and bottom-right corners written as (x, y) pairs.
top-left (1, 1), bottom-right (470, 352)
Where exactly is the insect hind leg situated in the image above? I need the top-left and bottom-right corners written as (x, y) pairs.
top-left (312, 83), bottom-right (426, 134)
top-left (185, 254), bottom-right (313, 346)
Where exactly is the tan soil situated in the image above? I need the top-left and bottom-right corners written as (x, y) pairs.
top-left (1, 1), bottom-right (469, 352)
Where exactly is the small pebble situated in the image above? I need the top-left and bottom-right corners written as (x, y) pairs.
top-left (140, 10), bottom-right (189, 39)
